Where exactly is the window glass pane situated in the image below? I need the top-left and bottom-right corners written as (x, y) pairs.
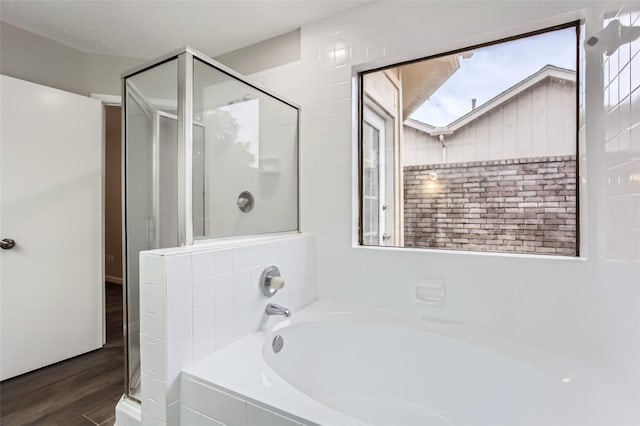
top-left (124, 58), bottom-right (178, 398)
top-left (360, 25), bottom-right (579, 256)
top-left (192, 58), bottom-right (298, 239)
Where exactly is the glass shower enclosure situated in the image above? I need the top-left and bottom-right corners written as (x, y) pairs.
top-left (121, 47), bottom-right (299, 399)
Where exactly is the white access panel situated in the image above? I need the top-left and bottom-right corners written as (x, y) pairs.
top-left (0, 75), bottom-right (104, 380)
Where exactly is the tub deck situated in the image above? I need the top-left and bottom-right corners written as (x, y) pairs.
top-left (181, 300), bottom-right (631, 426)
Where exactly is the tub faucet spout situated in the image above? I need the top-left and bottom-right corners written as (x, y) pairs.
top-left (266, 303), bottom-right (291, 317)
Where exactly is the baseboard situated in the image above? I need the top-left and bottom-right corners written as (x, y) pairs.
top-left (105, 275), bottom-right (123, 285)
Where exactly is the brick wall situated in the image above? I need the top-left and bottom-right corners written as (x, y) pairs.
top-left (403, 155), bottom-right (577, 256)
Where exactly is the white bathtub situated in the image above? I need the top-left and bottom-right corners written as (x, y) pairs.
top-left (181, 301), bottom-right (629, 426)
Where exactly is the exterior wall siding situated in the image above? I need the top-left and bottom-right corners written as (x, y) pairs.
top-left (404, 155), bottom-right (577, 255)
top-left (403, 78), bottom-right (576, 166)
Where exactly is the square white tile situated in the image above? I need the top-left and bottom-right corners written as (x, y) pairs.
top-left (246, 403), bottom-right (302, 426)
top-left (181, 406), bottom-right (226, 426)
top-left (167, 371), bottom-right (181, 404)
top-left (167, 310), bottom-right (193, 345)
top-left (193, 305), bottom-right (215, 338)
top-left (193, 277), bottom-right (215, 308)
top-left (233, 268), bottom-right (251, 338)
top-left (214, 249), bottom-right (233, 275)
top-left (193, 332), bottom-right (216, 361)
top-left (214, 272), bottom-right (234, 301)
top-left (233, 246), bottom-right (252, 271)
top-left (140, 254), bottom-right (165, 287)
top-left (250, 243), bottom-right (274, 267)
top-left (141, 307), bottom-right (165, 342)
top-left (165, 254), bottom-right (192, 286)
top-left (141, 373), bottom-right (167, 416)
top-left (167, 282), bottom-right (192, 316)
top-left (182, 379), bottom-right (246, 426)
top-left (192, 251), bottom-right (215, 280)
top-left (168, 337), bottom-right (192, 375)
top-left (214, 299), bottom-right (235, 350)
top-left (140, 336), bottom-right (165, 379)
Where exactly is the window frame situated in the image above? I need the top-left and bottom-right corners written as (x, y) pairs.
top-left (357, 21), bottom-right (582, 256)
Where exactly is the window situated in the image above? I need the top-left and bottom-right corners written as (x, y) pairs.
top-left (359, 23), bottom-right (580, 256)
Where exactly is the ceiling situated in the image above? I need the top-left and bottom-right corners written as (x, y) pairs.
top-left (0, 0), bottom-right (368, 59)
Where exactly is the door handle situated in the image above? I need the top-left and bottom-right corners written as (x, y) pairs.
top-left (382, 233), bottom-right (391, 241)
top-left (1, 238), bottom-right (16, 250)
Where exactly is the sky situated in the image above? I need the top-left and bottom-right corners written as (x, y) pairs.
top-left (410, 28), bottom-right (577, 127)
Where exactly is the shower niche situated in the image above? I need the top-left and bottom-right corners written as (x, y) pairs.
top-left (121, 47), bottom-right (299, 398)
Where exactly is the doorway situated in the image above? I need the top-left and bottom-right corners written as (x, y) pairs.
top-left (104, 105), bottom-right (123, 287)
top-left (103, 102), bottom-right (125, 385)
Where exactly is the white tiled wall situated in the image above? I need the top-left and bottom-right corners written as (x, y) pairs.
top-left (599, 4), bottom-right (640, 403)
top-left (124, 2), bottom-right (640, 425)
top-left (603, 8), bottom-right (640, 261)
top-left (247, 0), bottom-right (639, 406)
top-left (138, 234), bottom-right (316, 426)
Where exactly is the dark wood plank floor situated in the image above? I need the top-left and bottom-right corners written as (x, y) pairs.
top-left (0, 283), bottom-right (125, 426)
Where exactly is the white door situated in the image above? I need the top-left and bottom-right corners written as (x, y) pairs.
top-left (363, 105), bottom-right (394, 246)
top-left (0, 75), bottom-right (103, 380)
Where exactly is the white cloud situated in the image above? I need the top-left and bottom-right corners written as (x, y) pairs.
top-left (410, 27), bottom-right (577, 126)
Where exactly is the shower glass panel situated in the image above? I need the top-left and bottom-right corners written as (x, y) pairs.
top-left (124, 59), bottom-right (179, 399)
top-left (192, 58), bottom-right (298, 239)
top-left (121, 47), bottom-right (299, 400)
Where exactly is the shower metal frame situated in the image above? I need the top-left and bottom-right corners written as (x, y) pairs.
top-left (120, 46), bottom-right (300, 400)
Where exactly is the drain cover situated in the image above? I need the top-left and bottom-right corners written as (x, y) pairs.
top-left (272, 335), bottom-right (284, 353)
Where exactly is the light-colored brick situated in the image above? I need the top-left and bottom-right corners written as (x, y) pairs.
top-left (403, 156), bottom-right (577, 256)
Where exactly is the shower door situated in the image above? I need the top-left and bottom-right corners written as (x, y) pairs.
top-left (123, 61), bottom-right (206, 397)
top-left (124, 64), bottom-right (180, 397)
top-left (121, 47), bottom-right (298, 399)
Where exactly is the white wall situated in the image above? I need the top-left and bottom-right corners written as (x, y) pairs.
top-left (214, 29), bottom-right (301, 76)
top-left (403, 78), bottom-right (577, 165)
top-left (0, 21), bottom-right (300, 97)
top-left (245, 1), bottom-right (640, 417)
top-left (0, 20), bottom-right (85, 94)
top-left (0, 21), bottom-right (144, 96)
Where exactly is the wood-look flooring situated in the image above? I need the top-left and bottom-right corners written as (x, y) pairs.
top-left (0, 283), bottom-right (125, 426)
